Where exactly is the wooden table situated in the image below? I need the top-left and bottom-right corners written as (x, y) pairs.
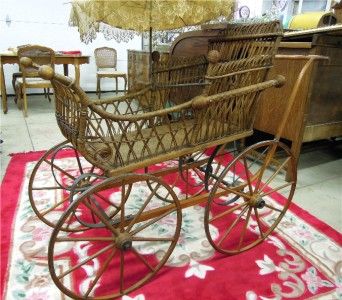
top-left (0, 53), bottom-right (90, 113)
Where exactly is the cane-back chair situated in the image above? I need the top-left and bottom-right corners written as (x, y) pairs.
top-left (94, 47), bottom-right (128, 98)
top-left (16, 45), bottom-right (55, 117)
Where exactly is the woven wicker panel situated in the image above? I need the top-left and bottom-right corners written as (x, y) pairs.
top-left (152, 55), bottom-right (208, 105)
top-left (52, 80), bottom-right (85, 146)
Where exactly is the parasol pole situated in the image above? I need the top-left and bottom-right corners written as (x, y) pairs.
top-left (149, 0), bottom-right (153, 85)
top-left (149, 26), bottom-right (153, 85)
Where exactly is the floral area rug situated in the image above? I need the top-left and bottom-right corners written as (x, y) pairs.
top-left (1, 150), bottom-right (341, 300)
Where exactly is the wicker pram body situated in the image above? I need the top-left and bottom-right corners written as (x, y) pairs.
top-left (26, 21), bottom-right (315, 300)
top-left (49, 21), bottom-right (283, 177)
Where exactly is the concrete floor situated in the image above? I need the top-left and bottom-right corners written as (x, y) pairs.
top-left (1, 94), bottom-right (341, 232)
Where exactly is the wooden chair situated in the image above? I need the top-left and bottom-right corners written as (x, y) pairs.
top-left (15, 45), bottom-right (55, 117)
top-left (94, 47), bottom-right (127, 98)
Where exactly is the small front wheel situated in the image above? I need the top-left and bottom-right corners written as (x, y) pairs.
top-left (204, 140), bottom-right (296, 255)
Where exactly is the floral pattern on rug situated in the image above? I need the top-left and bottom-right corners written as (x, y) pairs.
top-left (246, 212), bottom-right (342, 300)
top-left (2, 156), bottom-right (341, 300)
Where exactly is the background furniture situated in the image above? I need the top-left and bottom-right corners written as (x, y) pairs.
top-left (254, 27), bottom-right (342, 174)
top-left (15, 45), bottom-right (55, 117)
top-left (94, 47), bottom-right (127, 98)
top-left (127, 24), bottom-right (227, 92)
top-left (0, 53), bottom-right (90, 114)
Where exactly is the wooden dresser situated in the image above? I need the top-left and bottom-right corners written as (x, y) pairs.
top-left (254, 26), bottom-right (342, 164)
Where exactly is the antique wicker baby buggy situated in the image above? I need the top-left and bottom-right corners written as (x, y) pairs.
top-left (26, 21), bottom-right (323, 299)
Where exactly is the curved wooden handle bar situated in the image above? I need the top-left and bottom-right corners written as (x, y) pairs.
top-left (275, 54), bottom-right (330, 61)
top-left (91, 86), bottom-right (152, 105)
top-left (274, 55), bottom-right (329, 140)
top-left (191, 75), bottom-right (286, 110)
top-left (89, 76), bottom-right (285, 122)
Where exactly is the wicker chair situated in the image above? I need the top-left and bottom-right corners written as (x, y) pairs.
top-left (12, 44), bottom-right (50, 104)
top-left (94, 47), bottom-right (128, 98)
top-left (15, 45), bottom-right (55, 117)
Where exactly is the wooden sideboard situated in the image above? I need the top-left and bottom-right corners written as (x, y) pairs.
top-left (254, 30), bottom-right (342, 165)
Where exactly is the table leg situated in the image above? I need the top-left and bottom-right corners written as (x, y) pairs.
top-left (0, 61), bottom-right (8, 114)
top-left (74, 64), bottom-right (80, 86)
top-left (63, 64), bottom-right (69, 76)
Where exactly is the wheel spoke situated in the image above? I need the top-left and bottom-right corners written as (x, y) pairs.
top-left (83, 201), bottom-right (118, 236)
top-left (44, 158), bottom-right (76, 181)
top-left (94, 192), bottom-right (120, 210)
top-left (126, 183), bottom-right (161, 232)
top-left (130, 208), bottom-right (176, 236)
top-left (85, 248), bottom-right (116, 298)
top-left (243, 157), bottom-right (253, 195)
top-left (238, 206), bottom-right (252, 250)
top-left (86, 197), bottom-right (98, 224)
top-left (254, 208), bottom-right (265, 239)
top-left (57, 243), bottom-right (115, 279)
top-left (32, 186), bottom-right (63, 190)
top-left (64, 211), bottom-right (80, 231)
top-left (120, 250), bottom-right (124, 294)
top-left (40, 194), bottom-right (69, 217)
top-left (210, 201), bottom-right (247, 223)
top-left (193, 167), bottom-right (205, 180)
top-left (120, 183), bottom-right (126, 232)
top-left (259, 157), bottom-right (291, 193)
top-left (264, 203), bottom-right (283, 213)
top-left (131, 247), bottom-right (155, 272)
top-left (259, 181), bottom-right (294, 197)
top-left (74, 151), bottom-right (84, 175)
top-left (253, 144), bottom-right (276, 193)
top-left (131, 236), bottom-right (175, 242)
top-left (56, 237), bottom-right (113, 242)
top-left (217, 205), bottom-right (249, 246)
top-left (218, 184), bottom-right (251, 200)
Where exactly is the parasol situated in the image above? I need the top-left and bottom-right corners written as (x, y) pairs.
top-left (69, 0), bottom-right (235, 47)
top-left (69, 0), bottom-right (235, 86)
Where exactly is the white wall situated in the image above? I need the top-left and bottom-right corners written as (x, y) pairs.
top-left (0, 0), bottom-right (142, 94)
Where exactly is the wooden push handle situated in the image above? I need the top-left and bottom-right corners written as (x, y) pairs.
top-left (191, 75), bottom-right (286, 110)
top-left (274, 54), bottom-right (329, 140)
top-left (20, 57), bottom-right (74, 87)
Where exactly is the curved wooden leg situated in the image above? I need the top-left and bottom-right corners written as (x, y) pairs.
top-left (97, 76), bottom-right (101, 98)
top-left (123, 75), bottom-right (127, 92)
top-left (22, 87), bottom-right (28, 117)
top-left (0, 60), bottom-right (8, 113)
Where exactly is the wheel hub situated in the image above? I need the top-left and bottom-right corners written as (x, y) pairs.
top-left (250, 195), bottom-right (266, 209)
top-left (116, 232), bottom-right (132, 250)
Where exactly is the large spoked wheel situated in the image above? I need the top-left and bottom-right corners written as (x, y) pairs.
top-left (204, 140), bottom-right (296, 255)
top-left (48, 174), bottom-right (182, 299)
top-left (28, 141), bottom-right (105, 230)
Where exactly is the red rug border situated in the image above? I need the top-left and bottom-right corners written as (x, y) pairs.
top-left (1, 150), bottom-right (341, 297)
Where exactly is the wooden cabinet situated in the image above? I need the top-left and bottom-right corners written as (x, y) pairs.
top-left (254, 31), bottom-right (342, 164)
